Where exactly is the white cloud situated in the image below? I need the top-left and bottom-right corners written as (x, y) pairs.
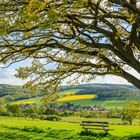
top-left (0, 59), bottom-right (31, 85)
top-left (0, 68), bottom-right (26, 85)
top-left (91, 75), bottom-right (130, 85)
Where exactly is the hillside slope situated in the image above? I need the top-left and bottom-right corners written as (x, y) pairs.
top-left (0, 84), bottom-right (38, 101)
top-left (0, 84), bottom-right (140, 102)
top-left (60, 84), bottom-right (140, 100)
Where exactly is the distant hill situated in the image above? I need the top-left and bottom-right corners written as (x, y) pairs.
top-left (0, 84), bottom-right (39, 102)
top-left (0, 83), bottom-right (140, 102)
top-left (59, 84), bottom-right (140, 100)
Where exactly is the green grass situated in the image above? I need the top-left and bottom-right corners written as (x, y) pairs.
top-left (12, 98), bottom-right (128, 109)
top-left (10, 85), bottom-right (129, 108)
top-left (65, 99), bottom-right (128, 108)
top-left (0, 116), bottom-right (140, 140)
top-left (10, 87), bottom-right (129, 108)
top-left (62, 117), bottom-right (140, 125)
top-left (0, 116), bottom-right (80, 130)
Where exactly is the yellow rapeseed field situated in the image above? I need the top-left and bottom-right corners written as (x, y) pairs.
top-left (57, 94), bottom-right (96, 101)
top-left (12, 101), bottom-right (35, 105)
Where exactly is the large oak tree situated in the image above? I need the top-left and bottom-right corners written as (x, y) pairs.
top-left (0, 0), bottom-right (140, 91)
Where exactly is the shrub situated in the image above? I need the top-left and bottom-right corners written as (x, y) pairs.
top-left (79, 130), bottom-right (108, 137)
top-left (40, 115), bottom-right (46, 120)
top-left (46, 115), bottom-right (61, 121)
top-left (29, 114), bottom-right (39, 120)
top-left (79, 130), bottom-right (93, 136)
top-left (122, 121), bottom-right (129, 125)
top-left (0, 112), bottom-right (9, 116)
top-left (45, 108), bottom-right (60, 115)
top-left (61, 110), bottom-right (74, 117)
top-left (6, 104), bottom-right (22, 114)
top-left (21, 126), bottom-right (45, 133)
top-left (40, 115), bottom-right (61, 121)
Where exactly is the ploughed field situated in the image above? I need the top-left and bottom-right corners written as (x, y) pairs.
top-left (0, 116), bottom-right (140, 140)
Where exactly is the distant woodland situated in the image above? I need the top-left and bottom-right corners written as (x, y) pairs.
top-left (0, 84), bottom-right (140, 102)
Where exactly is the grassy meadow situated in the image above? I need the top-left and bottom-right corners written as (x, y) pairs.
top-left (12, 99), bottom-right (128, 109)
top-left (12, 97), bottom-right (127, 108)
top-left (5, 87), bottom-right (140, 139)
top-left (68, 99), bottom-right (128, 108)
top-left (0, 116), bottom-right (140, 140)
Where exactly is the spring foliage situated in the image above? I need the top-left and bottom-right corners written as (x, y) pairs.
top-left (0, 0), bottom-right (140, 92)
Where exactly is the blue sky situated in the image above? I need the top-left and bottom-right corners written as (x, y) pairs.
top-left (0, 60), bottom-right (131, 86)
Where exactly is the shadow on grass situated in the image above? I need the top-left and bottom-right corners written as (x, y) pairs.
top-left (78, 129), bottom-right (140, 140)
top-left (126, 133), bottom-right (140, 140)
top-left (1, 125), bottom-right (140, 140)
top-left (0, 132), bottom-right (31, 140)
top-left (79, 129), bottom-right (108, 137)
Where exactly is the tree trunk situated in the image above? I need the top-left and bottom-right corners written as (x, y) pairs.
top-left (129, 119), bottom-right (132, 125)
top-left (121, 70), bottom-right (140, 89)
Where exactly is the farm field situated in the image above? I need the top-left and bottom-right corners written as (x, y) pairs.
top-left (12, 98), bottom-right (128, 108)
top-left (11, 90), bottom-right (80, 105)
top-left (11, 98), bottom-right (39, 105)
top-left (57, 94), bottom-right (96, 101)
top-left (68, 99), bottom-right (128, 108)
top-left (0, 116), bottom-right (140, 140)
top-left (11, 89), bottom-right (128, 108)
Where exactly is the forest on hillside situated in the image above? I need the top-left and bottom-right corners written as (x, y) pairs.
top-left (1, 84), bottom-right (140, 102)
top-left (0, 84), bottom-right (39, 102)
top-left (60, 84), bottom-right (140, 100)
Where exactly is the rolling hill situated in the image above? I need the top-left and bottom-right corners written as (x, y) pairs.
top-left (59, 83), bottom-right (140, 100)
top-left (0, 84), bottom-right (40, 102)
top-left (1, 84), bottom-right (140, 105)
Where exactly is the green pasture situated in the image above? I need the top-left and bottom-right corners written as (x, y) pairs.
top-left (0, 116), bottom-right (140, 140)
top-left (12, 98), bottom-right (128, 109)
top-left (62, 99), bottom-right (128, 108)
top-left (10, 88), bottom-right (129, 108)
top-left (62, 117), bottom-right (140, 125)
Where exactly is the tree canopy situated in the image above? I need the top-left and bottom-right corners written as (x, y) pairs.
top-left (0, 0), bottom-right (140, 90)
top-left (122, 101), bottom-right (140, 125)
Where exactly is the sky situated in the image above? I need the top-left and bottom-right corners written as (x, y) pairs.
top-left (0, 59), bottom-right (132, 86)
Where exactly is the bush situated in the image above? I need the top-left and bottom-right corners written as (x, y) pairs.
top-left (6, 104), bottom-right (22, 114)
top-left (40, 115), bottom-right (61, 121)
top-left (79, 130), bottom-right (108, 137)
top-left (46, 115), bottom-right (61, 121)
top-left (61, 110), bottom-right (74, 117)
top-left (21, 126), bottom-right (45, 133)
top-left (13, 113), bottom-right (24, 117)
top-left (122, 121), bottom-right (129, 125)
top-left (0, 112), bottom-right (9, 116)
top-left (45, 108), bottom-right (60, 115)
top-left (29, 114), bottom-right (39, 120)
